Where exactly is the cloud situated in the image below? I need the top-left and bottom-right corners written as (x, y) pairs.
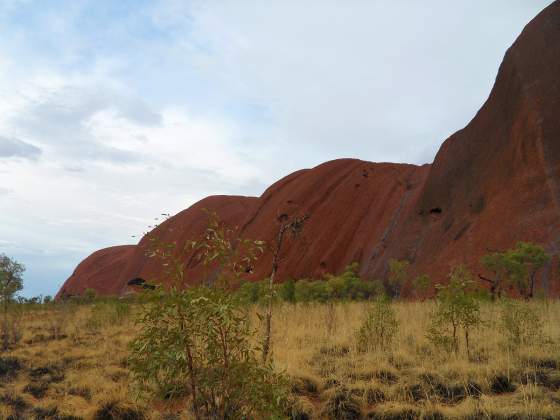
top-left (0, 67), bottom-right (269, 298)
top-left (0, 136), bottom-right (41, 160)
top-left (9, 80), bottom-right (160, 164)
top-left (148, 0), bottom-right (553, 164)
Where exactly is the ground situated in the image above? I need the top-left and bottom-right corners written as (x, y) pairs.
top-left (1, 300), bottom-right (559, 419)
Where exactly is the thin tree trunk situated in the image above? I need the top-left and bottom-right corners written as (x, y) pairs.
top-left (478, 274), bottom-right (496, 301)
top-left (186, 343), bottom-right (200, 420)
top-left (262, 214), bottom-right (308, 362)
top-left (220, 326), bottom-right (229, 419)
top-left (2, 277), bottom-right (12, 352)
top-left (179, 309), bottom-right (200, 420)
top-left (529, 271), bottom-right (536, 299)
top-left (262, 225), bottom-right (287, 362)
top-left (2, 295), bottom-right (8, 351)
top-left (465, 328), bottom-right (470, 358)
top-left (452, 322), bottom-right (458, 355)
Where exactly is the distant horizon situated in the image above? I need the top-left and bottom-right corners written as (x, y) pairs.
top-left (0, 0), bottom-right (553, 297)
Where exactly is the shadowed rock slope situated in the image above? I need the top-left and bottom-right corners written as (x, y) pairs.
top-left (57, 245), bottom-right (136, 298)
top-left (57, 1), bottom-right (560, 298)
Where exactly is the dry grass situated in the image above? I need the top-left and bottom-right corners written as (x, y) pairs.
top-left (271, 300), bottom-right (560, 419)
top-left (0, 300), bottom-right (559, 419)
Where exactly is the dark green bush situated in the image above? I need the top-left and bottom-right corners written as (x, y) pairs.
top-left (237, 280), bottom-right (267, 304)
top-left (279, 279), bottom-right (296, 303)
top-left (236, 263), bottom-right (383, 304)
top-left (238, 263), bottom-right (383, 304)
top-left (129, 287), bottom-right (288, 419)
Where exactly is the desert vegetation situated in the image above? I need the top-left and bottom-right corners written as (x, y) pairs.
top-left (2, 224), bottom-right (559, 419)
top-left (0, 297), bottom-right (559, 419)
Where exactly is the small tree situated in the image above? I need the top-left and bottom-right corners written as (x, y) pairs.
top-left (0, 254), bottom-right (24, 350)
top-left (427, 265), bottom-right (481, 355)
top-left (499, 299), bottom-right (543, 347)
top-left (386, 259), bottom-right (409, 299)
top-left (189, 210), bottom-right (265, 288)
top-left (145, 209), bottom-right (265, 290)
top-left (355, 295), bottom-right (399, 352)
top-left (480, 251), bottom-right (510, 300)
top-left (130, 212), bottom-right (285, 418)
top-left (480, 243), bottom-right (549, 300)
top-left (262, 213), bottom-right (309, 362)
top-left (129, 287), bottom-right (287, 419)
top-left (508, 242), bottom-right (550, 299)
top-left (413, 274), bottom-right (431, 300)
top-left (82, 288), bottom-right (97, 303)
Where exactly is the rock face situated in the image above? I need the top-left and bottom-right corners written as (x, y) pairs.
top-left (56, 245), bottom-right (136, 298)
top-left (409, 0), bottom-right (560, 292)
top-left (118, 195), bottom-right (259, 295)
top-left (57, 1), bottom-right (560, 298)
top-left (237, 160), bottom-right (431, 284)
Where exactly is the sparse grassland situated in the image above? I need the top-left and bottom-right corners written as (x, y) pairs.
top-left (1, 299), bottom-right (559, 419)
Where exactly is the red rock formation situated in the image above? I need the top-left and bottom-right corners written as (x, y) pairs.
top-left (238, 160), bottom-right (431, 283)
top-left (118, 195), bottom-right (258, 295)
top-left (112, 159), bottom-right (431, 295)
top-left (57, 1), bottom-right (560, 298)
top-left (400, 0), bottom-right (560, 293)
top-left (55, 245), bottom-right (136, 298)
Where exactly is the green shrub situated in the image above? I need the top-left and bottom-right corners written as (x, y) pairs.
top-left (386, 259), bottom-right (409, 299)
top-left (82, 288), bottom-right (97, 303)
top-left (47, 303), bottom-right (74, 340)
top-left (85, 301), bottom-right (130, 333)
top-left (326, 263), bottom-right (382, 300)
top-left (412, 274), bottom-right (431, 299)
top-left (237, 280), bottom-right (267, 304)
top-left (507, 242), bottom-right (550, 299)
top-left (499, 299), bottom-right (543, 346)
top-left (0, 254), bottom-right (24, 350)
top-left (293, 279), bottom-right (315, 302)
top-left (290, 264), bottom-right (381, 303)
top-left (129, 287), bottom-right (287, 418)
top-left (481, 242), bottom-right (550, 300)
top-left (279, 279), bottom-right (296, 303)
top-left (427, 265), bottom-right (482, 355)
top-left (355, 296), bottom-right (399, 352)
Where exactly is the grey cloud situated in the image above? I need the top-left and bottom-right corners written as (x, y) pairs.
top-left (19, 85), bottom-right (161, 136)
top-left (117, 97), bottom-right (162, 126)
top-left (80, 143), bottom-right (142, 164)
top-left (13, 84), bottom-right (157, 164)
top-left (176, 0), bottom-right (553, 165)
top-left (62, 165), bottom-right (85, 173)
top-left (0, 136), bottom-right (41, 160)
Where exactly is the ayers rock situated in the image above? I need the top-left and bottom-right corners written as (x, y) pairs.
top-left (57, 1), bottom-right (560, 299)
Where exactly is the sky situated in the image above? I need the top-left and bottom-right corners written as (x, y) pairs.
top-left (0, 0), bottom-right (554, 297)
